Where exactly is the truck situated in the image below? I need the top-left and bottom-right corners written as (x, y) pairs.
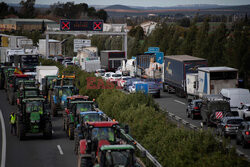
top-left (36, 66), bottom-right (59, 90)
top-left (186, 66), bottom-right (239, 101)
top-left (38, 39), bottom-right (62, 58)
top-left (163, 55), bottom-right (207, 97)
top-left (6, 48), bottom-right (39, 72)
top-left (200, 94), bottom-right (231, 127)
top-left (100, 50), bottom-right (125, 72)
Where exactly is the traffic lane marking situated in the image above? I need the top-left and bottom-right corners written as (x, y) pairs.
top-left (57, 145), bottom-right (64, 155)
top-left (0, 109), bottom-right (6, 167)
top-left (174, 100), bottom-right (186, 105)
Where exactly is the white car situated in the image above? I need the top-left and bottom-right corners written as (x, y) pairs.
top-left (64, 61), bottom-right (74, 67)
top-left (102, 72), bottom-right (115, 81)
top-left (95, 69), bottom-right (106, 77)
top-left (128, 81), bottom-right (145, 93)
top-left (107, 73), bottom-right (122, 84)
top-left (238, 104), bottom-right (250, 119)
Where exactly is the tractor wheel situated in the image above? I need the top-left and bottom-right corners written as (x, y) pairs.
top-left (17, 122), bottom-right (25, 141)
top-left (74, 132), bottom-right (79, 155)
top-left (191, 112), bottom-right (195, 120)
top-left (68, 124), bottom-right (74, 140)
top-left (80, 158), bottom-right (93, 167)
top-left (242, 139), bottom-right (248, 149)
top-left (43, 121), bottom-right (52, 139)
top-left (51, 102), bottom-right (57, 117)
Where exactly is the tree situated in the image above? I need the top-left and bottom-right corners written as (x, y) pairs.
top-left (96, 9), bottom-right (108, 22)
top-left (0, 2), bottom-right (9, 19)
top-left (178, 18), bottom-right (190, 27)
top-left (87, 7), bottom-right (96, 17)
top-left (20, 0), bottom-right (36, 18)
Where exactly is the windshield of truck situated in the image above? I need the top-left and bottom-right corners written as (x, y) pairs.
top-left (106, 150), bottom-right (133, 167)
top-left (21, 55), bottom-right (39, 66)
top-left (81, 114), bottom-right (102, 122)
top-left (227, 119), bottom-right (243, 124)
top-left (76, 103), bottom-right (93, 112)
top-left (26, 101), bottom-right (43, 113)
top-left (62, 88), bottom-right (72, 96)
top-left (91, 127), bottom-right (115, 142)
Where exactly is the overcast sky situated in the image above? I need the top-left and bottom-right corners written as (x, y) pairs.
top-left (3, 0), bottom-right (250, 7)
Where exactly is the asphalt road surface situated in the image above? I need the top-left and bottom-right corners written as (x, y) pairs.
top-left (0, 90), bottom-right (77, 167)
top-left (154, 90), bottom-right (250, 158)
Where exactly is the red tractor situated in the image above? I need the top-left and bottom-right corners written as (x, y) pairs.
top-left (77, 121), bottom-right (121, 166)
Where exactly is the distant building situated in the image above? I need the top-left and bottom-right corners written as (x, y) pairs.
top-left (47, 24), bottom-right (60, 31)
top-left (140, 21), bottom-right (157, 36)
top-left (0, 18), bottom-right (56, 31)
top-left (148, 14), bottom-right (157, 17)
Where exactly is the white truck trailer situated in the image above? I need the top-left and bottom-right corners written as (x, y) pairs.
top-left (36, 66), bottom-right (59, 90)
top-left (186, 66), bottom-right (238, 100)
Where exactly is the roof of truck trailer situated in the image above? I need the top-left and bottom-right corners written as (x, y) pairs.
top-left (198, 66), bottom-right (238, 72)
top-left (165, 55), bottom-right (206, 61)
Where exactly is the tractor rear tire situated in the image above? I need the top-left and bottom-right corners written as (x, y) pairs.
top-left (68, 124), bottom-right (74, 140)
top-left (51, 102), bottom-right (57, 117)
top-left (17, 122), bottom-right (25, 141)
top-left (80, 158), bottom-right (92, 167)
top-left (43, 121), bottom-right (52, 139)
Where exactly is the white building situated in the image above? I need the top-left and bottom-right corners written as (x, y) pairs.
top-left (140, 21), bottom-right (157, 36)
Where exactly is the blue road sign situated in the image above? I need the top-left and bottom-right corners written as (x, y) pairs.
top-left (156, 52), bottom-right (164, 64)
top-left (135, 83), bottom-right (148, 94)
top-left (148, 47), bottom-right (160, 52)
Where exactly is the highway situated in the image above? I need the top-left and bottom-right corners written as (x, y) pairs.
top-left (0, 90), bottom-right (77, 167)
top-left (154, 91), bottom-right (250, 158)
top-left (1, 88), bottom-right (250, 167)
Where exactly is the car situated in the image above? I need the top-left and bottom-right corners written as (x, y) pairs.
top-left (107, 73), bottom-right (122, 85)
top-left (216, 117), bottom-right (243, 137)
top-left (102, 72), bottom-right (115, 81)
top-left (123, 78), bottom-right (142, 91)
top-left (236, 121), bottom-right (250, 148)
top-left (117, 76), bottom-right (132, 88)
top-left (186, 99), bottom-right (202, 119)
top-left (238, 104), bottom-right (250, 120)
top-left (128, 81), bottom-right (145, 93)
top-left (62, 59), bottom-right (71, 65)
top-left (64, 62), bottom-right (74, 67)
top-left (95, 69), bottom-right (106, 77)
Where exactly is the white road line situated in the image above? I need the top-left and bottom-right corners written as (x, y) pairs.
top-left (0, 110), bottom-right (6, 167)
top-left (174, 100), bottom-right (186, 105)
top-left (52, 130), bottom-right (54, 134)
top-left (57, 145), bottom-right (64, 155)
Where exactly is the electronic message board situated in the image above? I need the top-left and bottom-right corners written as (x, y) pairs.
top-left (60, 20), bottom-right (103, 31)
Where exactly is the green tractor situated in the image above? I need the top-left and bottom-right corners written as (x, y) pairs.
top-left (6, 74), bottom-right (33, 105)
top-left (42, 75), bottom-right (58, 102)
top-left (3, 67), bottom-right (15, 91)
top-left (50, 85), bottom-right (78, 116)
top-left (16, 97), bottom-right (52, 140)
top-left (17, 86), bottom-right (41, 108)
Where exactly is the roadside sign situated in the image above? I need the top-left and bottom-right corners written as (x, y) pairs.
top-left (135, 83), bottom-right (148, 94)
top-left (60, 20), bottom-right (103, 31)
top-left (74, 39), bottom-right (91, 52)
top-left (148, 47), bottom-right (160, 52)
top-left (156, 52), bottom-right (164, 64)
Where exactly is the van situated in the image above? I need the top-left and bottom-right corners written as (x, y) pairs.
top-left (220, 88), bottom-right (250, 113)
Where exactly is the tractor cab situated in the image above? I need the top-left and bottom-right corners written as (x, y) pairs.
top-left (51, 85), bottom-right (78, 116)
top-left (17, 97), bottom-right (52, 140)
top-left (95, 145), bottom-right (138, 167)
top-left (77, 121), bottom-right (120, 166)
top-left (17, 86), bottom-right (41, 108)
top-left (65, 95), bottom-right (89, 110)
top-left (60, 71), bottom-right (76, 86)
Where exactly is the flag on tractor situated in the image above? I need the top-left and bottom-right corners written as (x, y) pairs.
top-left (14, 67), bottom-right (23, 74)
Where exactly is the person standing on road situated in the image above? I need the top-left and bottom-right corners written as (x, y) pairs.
top-left (9, 112), bottom-right (17, 135)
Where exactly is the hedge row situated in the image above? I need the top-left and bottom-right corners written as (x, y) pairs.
top-left (40, 59), bottom-right (249, 167)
